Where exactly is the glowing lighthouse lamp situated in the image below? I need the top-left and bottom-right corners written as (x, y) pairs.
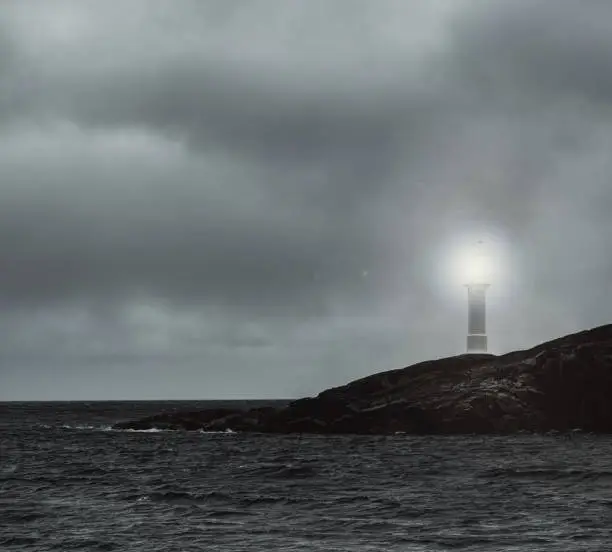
top-left (461, 242), bottom-right (493, 354)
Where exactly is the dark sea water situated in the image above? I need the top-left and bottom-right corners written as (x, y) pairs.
top-left (1, 401), bottom-right (612, 551)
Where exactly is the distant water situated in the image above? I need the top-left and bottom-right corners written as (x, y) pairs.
top-left (2, 401), bottom-right (612, 551)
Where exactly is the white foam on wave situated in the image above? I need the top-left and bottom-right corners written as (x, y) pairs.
top-left (37, 424), bottom-right (238, 434)
top-left (62, 424), bottom-right (114, 431)
top-left (122, 428), bottom-right (167, 433)
top-left (36, 424), bottom-right (113, 431)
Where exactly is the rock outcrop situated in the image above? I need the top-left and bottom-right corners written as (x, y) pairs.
top-left (113, 324), bottom-right (612, 434)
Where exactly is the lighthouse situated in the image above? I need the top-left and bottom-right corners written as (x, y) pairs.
top-left (465, 241), bottom-right (490, 353)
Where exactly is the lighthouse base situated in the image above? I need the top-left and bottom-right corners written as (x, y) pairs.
top-left (467, 334), bottom-right (488, 353)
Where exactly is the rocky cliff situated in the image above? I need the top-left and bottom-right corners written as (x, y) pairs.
top-left (113, 324), bottom-right (612, 434)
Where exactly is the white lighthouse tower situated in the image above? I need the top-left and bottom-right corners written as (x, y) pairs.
top-left (465, 241), bottom-right (490, 353)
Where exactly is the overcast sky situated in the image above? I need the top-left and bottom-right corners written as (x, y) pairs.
top-left (1, 0), bottom-right (611, 400)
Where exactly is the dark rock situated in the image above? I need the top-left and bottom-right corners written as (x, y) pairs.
top-left (112, 323), bottom-right (612, 434)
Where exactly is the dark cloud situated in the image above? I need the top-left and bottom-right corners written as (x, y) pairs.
top-left (1, 0), bottom-right (612, 399)
top-left (0, 125), bottom-right (389, 311)
top-left (450, 0), bottom-right (612, 108)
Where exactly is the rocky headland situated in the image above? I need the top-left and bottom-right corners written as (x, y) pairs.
top-left (113, 324), bottom-right (612, 434)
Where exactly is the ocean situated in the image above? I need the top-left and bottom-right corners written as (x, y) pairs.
top-left (1, 401), bottom-right (611, 551)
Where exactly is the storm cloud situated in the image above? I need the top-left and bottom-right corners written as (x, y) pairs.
top-left (1, 0), bottom-right (612, 399)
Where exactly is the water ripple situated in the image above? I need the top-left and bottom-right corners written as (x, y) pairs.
top-left (2, 402), bottom-right (612, 551)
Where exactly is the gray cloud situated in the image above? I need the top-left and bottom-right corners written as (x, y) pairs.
top-left (1, 0), bottom-right (612, 399)
top-left (451, 0), bottom-right (612, 108)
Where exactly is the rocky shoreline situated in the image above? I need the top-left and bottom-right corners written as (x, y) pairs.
top-left (113, 324), bottom-right (612, 434)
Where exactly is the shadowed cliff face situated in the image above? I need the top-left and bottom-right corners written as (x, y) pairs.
top-left (113, 324), bottom-right (612, 434)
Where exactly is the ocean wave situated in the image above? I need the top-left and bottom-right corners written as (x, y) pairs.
top-left (112, 427), bottom-right (236, 434)
top-left (482, 467), bottom-right (612, 480)
top-left (134, 489), bottom-right (234, 505)
top-left (63, 424), bottom-right (113, 431)
top-left (33, 424), bottom-right (113, 431)
top-left (33, 423), bottom-right (240, 434)
top-left (235, 461), bottom-right (320, 480)
top-left (239, 494), bottom-right (285, 506)
top-left (1, 464), bottom-right (19, 476)
top-left (120, 428), bottom-right (169, 433)
top-left (6, 409), bottom-right (612, 551)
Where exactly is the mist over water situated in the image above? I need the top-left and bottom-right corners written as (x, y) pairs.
top-left (2, 401), bottom-right (611, 551)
